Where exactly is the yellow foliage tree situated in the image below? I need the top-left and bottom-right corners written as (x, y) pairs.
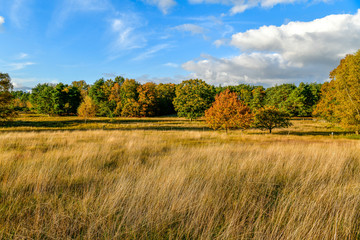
top-left (314, 50), bottom-right (360, 134)
top-left (77, 96), bottom-right (96, 123)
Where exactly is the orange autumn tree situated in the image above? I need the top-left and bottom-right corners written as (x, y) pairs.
top-left (205, 89), bottom-right (253, 131)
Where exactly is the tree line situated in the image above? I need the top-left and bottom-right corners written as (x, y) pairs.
top-left (1, 49), bottom-right (359, 133)
top-left (7, 78), bottom-right (321, 118)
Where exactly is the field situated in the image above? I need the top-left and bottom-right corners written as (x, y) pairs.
top-left (1, 115), bottom-right (360, 239)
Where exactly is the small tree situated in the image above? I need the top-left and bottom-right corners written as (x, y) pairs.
top-left (0, 73), bottom-right (16, 123)
top-left (253, 106), bottom-right (292, 133)
top-left (205, 89), bottom-right (253, 132)
top-left (77, 96), bottom-right (96, 123)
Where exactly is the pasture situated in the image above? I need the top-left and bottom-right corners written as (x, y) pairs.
top-left (0, 115), bottom-right (359, 239)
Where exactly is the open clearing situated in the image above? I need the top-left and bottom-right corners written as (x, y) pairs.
top-left (0, 116), bottom-right (359, 239)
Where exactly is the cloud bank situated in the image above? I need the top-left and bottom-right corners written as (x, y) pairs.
top-left (182, 10), bottom-right (360, 86)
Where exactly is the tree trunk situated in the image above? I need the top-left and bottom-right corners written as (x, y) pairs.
top-left (269, 128), bottom-right (272, 134)
top-left (356, 130), bottom-right (359, 135)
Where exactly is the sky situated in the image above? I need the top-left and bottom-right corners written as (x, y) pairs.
top-left (0, 0), bottom-right (359, 89)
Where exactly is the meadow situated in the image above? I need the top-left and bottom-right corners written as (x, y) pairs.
top-left (0, 115), bottom-right (360, 239)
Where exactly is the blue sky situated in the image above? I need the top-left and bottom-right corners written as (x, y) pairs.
top-left (0, 0), bottom-right (359, 89)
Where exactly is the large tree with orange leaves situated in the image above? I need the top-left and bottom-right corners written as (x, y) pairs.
top-left (205, 89), bottom-right (253, 131)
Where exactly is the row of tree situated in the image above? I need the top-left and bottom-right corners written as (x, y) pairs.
top-left (8, 78), bottom-right (322, 119)
top-left (1, 49), bottom-right (359, 133)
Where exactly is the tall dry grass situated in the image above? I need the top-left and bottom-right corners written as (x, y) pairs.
top-left (0, 130), bottom-right (359, 239)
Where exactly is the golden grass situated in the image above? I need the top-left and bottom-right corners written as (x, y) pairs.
top-left (0, 128), bottom-right (360, 239)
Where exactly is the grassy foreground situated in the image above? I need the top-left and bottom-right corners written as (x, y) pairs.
top-left (1, 120), bottom-right (360, 239)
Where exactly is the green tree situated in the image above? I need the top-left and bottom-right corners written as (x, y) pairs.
top-left (253, 106), bottom-right (292, 133)
top-left (284, 83), bottom-right (322, 117)
top-left (173, 79), bottom-right (215, 120)
top-left (30, 83), bottom-right (56, 115)
top-left (156, 83), bottom-right (176, 116)
top-left (0, 73), bottom-right (16, 122)
top-left (89, 78), bottom-right (116, 117)
top-left (264, 84), bottom-right (296, 113)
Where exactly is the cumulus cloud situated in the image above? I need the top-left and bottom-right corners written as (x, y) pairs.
top-left (142, 0), bottom-right (177, 14)
top-left (172, 24), bottom-right (206, 35)
top-left (182, 10), bottom-right (360, 86)
top-left (0, 16), bottom-right (4, 25)
top-left (188, 0), bottom-right (327, 14)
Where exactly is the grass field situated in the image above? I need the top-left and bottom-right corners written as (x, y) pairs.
top-left (0, 115), bottom-right (360, 239)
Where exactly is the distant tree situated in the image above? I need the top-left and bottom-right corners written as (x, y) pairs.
top-left (250, 86), bottom-right (266, 110)
top-left (72, 80), bottom-right (90, 100)
top-left (313, 81), bottom-right (340, 122)
top-left (77, 96), bottom-right (96, 123)
top-left (173, 79), bottom-right (215, 120)
top-left (30, 83), bottom-right (81, 115)
top-left (0, 73), bottom-right (16, 122)
top-left (264, 84), bottom-right (296, 113)
top-left (137, 82), bottom-right (159, 117)
top-left (30, 83), bottom-right (55, 115)
top-left (11, 90), bottom-right (32, 112)
top-left (284, 82), bottom-right (322, 117)
top-left (253, 106), bottom-right (292, 133)
top-left (121, 99), bottom-right (141, 117)
top-left (89, 78), bottom-right (117, 117)
top-left (119, 79), bottom-right (140, 117)
top-left (156, 83), bottom-right (176, 116)
top-left (205, 89), bottom-right (253, 131)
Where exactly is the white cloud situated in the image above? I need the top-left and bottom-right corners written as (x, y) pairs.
top-left (173, 24), bottom-right (206, 35)
top-left (188, 0), bottom-right (328, 14)
top-left (110, 14), bottom-right (147, 52)
top-left (142, 0), bottom-right (177, 14)
top-left (133, 44), bottom-right (172, 61)
top-left (16, 53), bottom-right (29, 60)
top-left (164, 62), bottom-right (179, 67)
top-left (7, 62), bottom-right (36, 71)
top-left (0, 16), bottom-right (4, 25)
top-left (213, 39), bottom-right (228, 47)
top-left (183, 10), bottom-right (360, 86)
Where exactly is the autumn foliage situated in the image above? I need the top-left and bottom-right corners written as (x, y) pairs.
top-left (314, 50), bottom-right (360, 133)
top-left (205, 89), bottom-right (252, 131)
top-left (77, 96), bottom-right (96, 123)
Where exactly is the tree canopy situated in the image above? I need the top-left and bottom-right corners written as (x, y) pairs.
top-left (173, 79), bottom-right (215, 120)
top-left (205, 89), bottom-right (253, 131)
top-left (0, 73), bottom-right (16, 122)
